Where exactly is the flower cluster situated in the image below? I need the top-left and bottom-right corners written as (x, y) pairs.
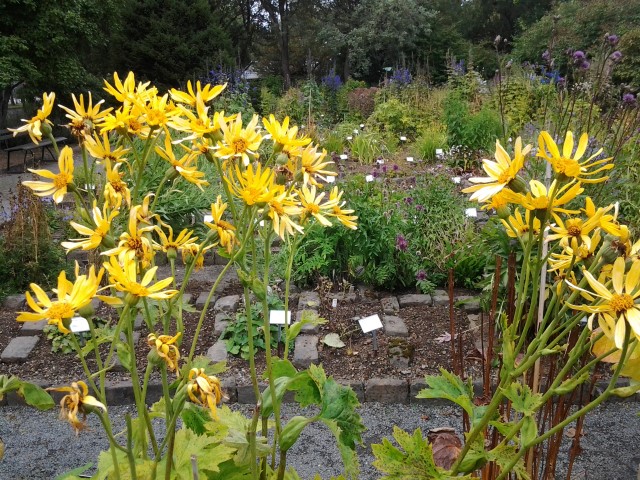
top-left (465, 130), bottom-right (640, 380)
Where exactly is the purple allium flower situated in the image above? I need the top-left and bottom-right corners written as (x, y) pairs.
top-left (610, 51), bottom-right (623, 63)
top-left (395, 234), bottom-right (408, 252)
top-left (541, 50), bottom-right (551, 63)
top-left (392, 164), bottom-right (399, 171)
top-left (404, 197), bottom-right (413, 205)
top-left (415, 204), bottom-right (424, 211)
top-left (573, 50), bottom-right (585, 61)
top-left (382, 165), bottom-right (388, 173)
top-left (579, 60), bottom-right (590, 70)
top-left (623, 93), bottom-right (637, 108)
top-left (416, 270), bottom-right (427, 281)
top-left (372, 170), bottom-right (379, 178)
top-left (606, 34), bottom-right (619, 46)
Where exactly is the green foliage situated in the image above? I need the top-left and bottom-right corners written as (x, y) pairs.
top-left (44, 317), bottom-right (108, 354)
top-left (222, 296), bottom-right (282, 359)
top-left (368, 97), bottom-right (420, 137)
top-left (0, 185), bottom-right (71, 300)
top-left (276, 88), bottom-right (307, 126)
top-left (348, 131), bottom-right (387, 164)
top-left (413, 126), bottom-right (448, 161)
top-left (372, 426), bottom-right (469, 480)
top-left (444, 92), bottom-right (502, 151)
top-left (614, 28), bottom-right (640, 89)
top-left (0, 375), bottom-right (55, 410)
top-left (260, 86), bottom-right (279, 116)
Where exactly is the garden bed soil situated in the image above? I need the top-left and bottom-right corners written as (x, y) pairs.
top-left (0, 281), bottom-right (484, 389)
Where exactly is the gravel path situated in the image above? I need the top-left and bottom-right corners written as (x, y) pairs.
top-left (1, 401), bottom-right (639, 479)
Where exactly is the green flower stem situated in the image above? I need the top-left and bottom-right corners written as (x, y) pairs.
top-left (86, 316), bottom-right (106, 400)
top-left (68, 333), bottom-right (102, 402)
top-left (207, 152), bottom-right (239, 222)
top-left (97, 411), bottom-right (124, 480)
top-left (132, 133), bottom-right (160, 203)
top-left (160, 365), bottom-right (175, 480)
top-left (125, 414), bottom-right (138, 480)
top-left (243, 284), bottom-right (261, 480)
top-left (167, 258), bottom-right (184, 336)
top-left (124, 309), bottom-right (148, 458)
top-left (104, 304), bottom-right (131, 384)
top-left (282, 236), bottom-right (302, 360)
top-left (150, 170), bottom-right (174, 213)
top-left (141, 298), bottom-right (155, 331)
top-left (141, 361), bottom-right (160, 458)
top-left (494, 330), bottom-right (632, 480)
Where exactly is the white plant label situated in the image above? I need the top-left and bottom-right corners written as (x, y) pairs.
top-left (365, 174), bottom-right (374, 182)
top-left (451, 176), bottom-right (461, 184)
top-left (332, 298), bottom-right (338, 308)
top-left (465, 208), bottom-right (478, 218)
top-left (406, 156), bottom-right (414, 162)
top-left (359, 123), bottom-right (365, 128)
top-left (70, 316), bottom-right (90, 333)
top-left (269, 310), bottom-right (291, 325)
top-left (376, 159), bottom-right (385, 165)
top-left (325, 175), bottom-right (336, 183)
top-left (358, 314), bottom-right (383, 333)
top-left (399, 136), bottom-right (407, 141)
top-left (435, 148), bottom-right (444, 156)
top-left (346, 136), bottom-right (353, 141)
top-left (339, 154), bottom-right (348, 161)
top-left (203, 214), bottom-right (213, 223)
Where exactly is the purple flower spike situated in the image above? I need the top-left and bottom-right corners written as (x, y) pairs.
top-left (416, 270), bottom-right (427, 281)
top-left (623, 93), bottom-right (637, 108)
top-left (404, 197), bottom-right (413, 205)
top-left (610, 51), bottom-right (623, 63)
top-left (396, 234), bottom-right (408, 252)
top-left (573, 50), bottom-right (585, 61)
top-left (392, 164), bottom-right (399, 171)
top-left (606, 34), bottom-right (619, 46)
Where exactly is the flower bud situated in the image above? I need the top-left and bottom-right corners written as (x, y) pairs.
top-left (166, 247), bottom-right (178, 261)
top-left (599, 238), bottom-right (620, 264)
top-left (507, 175), bottom-right (527, 194)
top-left (77, 303), bottom-right (95, 318)
top-left (496, 205), bottom-right (512, 220)
top-left (124, 293), bottom-right (139, 307)
top-left (147, 348), bottom-right (163, 366)
top-left (276, 152), bottom-right (289, 166)
top-left (40, 121), bottom-right (53, 137)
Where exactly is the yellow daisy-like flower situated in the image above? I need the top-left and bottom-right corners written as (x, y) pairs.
top-left (155, 134), bottom-right (209, 190)
top-left (154, 225), bottom-right (198, 259)
top-left (537, 131), bottom-right (613, 184)
top-left (266, 187), bottom-right (304, 239)
top-left (17, 269), bottom-right (99, 334)
top-left (548, 203), bottom-right (604, 251)
top-left (501, 208), bottom-right (541, 239)
top-left (102, 159), bottom-right (131, 209)
top-left (102, 205), bottom-right (154, 267)
top-left (104, 256), bottom-right (178, 302)
top-left (186, 368), bottom-right (224, 419)
top-left (262, 115), bottom-right (311, 151)
top-left (148, 332), bottom-right (181, 372)
top-left (85, 131), bottom-right (130, 164)
top-left (99, 104), bottom-right (150, 138)
top-left (169, 80), bottom-right (226, 106)
top-left (502, 179), bottom-right (583, 216)
top-left (298, 145), bottom-right (336, 186)
top-left (548, 230), bottom-right (602, 274)
top-left (22, 146), bottom-right (75, 204)
top-left (181, 243), bottom-right (211, 271)
top-left (226, 162), bottom-right (277, 206)
top-left (463, 137), bottom-right (531, 202)
top-left (297, 184), bottom-right (339, 227)
top-left (59, 92), bottom-right (113, 140)
top-left (567, 257), bottom-right (640, 349)
top-left (215, 113), bottom-right (263, 167)
top-left (10, 92), bottom-right (55, 144)
top-left (142, 93), bottom-right (181, 130)
top-left (103, 71), bottom-right (157, 106)
top-left (48, 381), bottom-right (106, 435)
top-left (169, 96), bottom-right (218, 140)
top-left (61, 201), bottom-right (118, 252)
top-left (204, 196), bottom-right (238, 253)
top-left (328, 187), bottom-right (358, 230)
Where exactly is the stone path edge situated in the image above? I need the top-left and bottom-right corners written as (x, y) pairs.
top-left (1, 376), bottom-right (635, 408)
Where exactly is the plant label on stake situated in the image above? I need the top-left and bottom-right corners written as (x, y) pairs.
top-left (358, 314), bottom-right (383, 354)
top-left (406, 156), bottom-right (414, 162)
top-left (70, 316), bottom-right (90, 333)
top-left (269, 310), bottom-right (291, 344)
top-left (465, 208), bottom-right (477, 218)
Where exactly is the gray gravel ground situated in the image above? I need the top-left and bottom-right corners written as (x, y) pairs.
top-left (1, 401), bottom-right (639, 479)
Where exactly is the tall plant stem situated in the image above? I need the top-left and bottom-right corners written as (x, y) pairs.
top-left (244, 284), bottom-right (261, 480)
top-left (141, 362), bottom-right (160, 458)
top-left (282, 236), bottom-right (302, 360)
top-left (132, 133), bottom-right (160, 203)
top-left (125, 308), bottom-right (149, 457)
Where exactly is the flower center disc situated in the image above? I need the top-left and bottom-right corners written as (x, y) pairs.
top-left (610, 293), bottom-right (635, 314)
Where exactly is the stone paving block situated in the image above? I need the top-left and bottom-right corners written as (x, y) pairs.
top-left (381, 296), bottom-right (400, 315)
top-left (338, 379), bottom-right (365, 403)
top-left (431, 289), bottom-right (450, 306)
top-left (221, 376), bottom-right (237, 403)
top-left (105, 380), bottom-right (135, 405)
top-left (237, 383), bottom-right (267, 404)
top-left (365, 378), bottom-right (408, 403)
top-left (214, 295), bottom-right (240, 313)
top-left (214, 319), bottom-right (230, 336)
top-left (134, 314), bottom-right (144, 330)
top-left (19, 320), bottom-right (48, 336)
top-left (207, 338), bottom-right (228, 364)
top-left (195, 292), bottom-right (217, 309)
top-left (329, 292), bottom-right (357, 304)
top-left (3, 294), bottom-right (25, 310)
top-left (181, 293), bottom-right (193, 304)
top-left (398, 294), bottom-right (432, 308)
top-left (293, 335), bottom-right (319, 369)
top-left (296, 309), bottom-right (319, 333)
top-left (119, 332), bottom-right (141, 344)
top-left (457, 296), bottom-right (482, 314)
top-left (298, 291), bottom-right (321, 310)
top-left (1, 336), bottom-right (39, 363)
top-left (383, 315), bottom-right (408, 337)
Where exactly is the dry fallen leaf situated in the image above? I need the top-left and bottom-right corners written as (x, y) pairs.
top-left (564, 427), bottom-right (586, 439)
top-left (428, 427), bottom-right (461, 470)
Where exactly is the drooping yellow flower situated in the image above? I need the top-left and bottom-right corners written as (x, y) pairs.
top-left (102, 159), bottom-right (131, 209)
top-left (502, 179), bottom-right (583, 216)
top-left (22, 146), bottom-right (75, 203)
top-left (298, 145), bottom-right (336, 186)
top-left (266, 187), bottom-right (304, 239)
top-left (204, 196), bottom-right (238, 253)
top-left (226, 162), bottom-right (277, 206)
top-left (297, 184), bottom-right (339, 227)
top-left (501, 209), bottom-right (541, 239)
top-left (567, 257), bottom-right (640, 349)
top-left (104, 256), bottom-right (178, 302)
top-left (154, 225), bottom-right (198, 259)
top-left (262, 115), bottom-right (311, 151)
top-left (548, 204), bottom-right (604, 251)
top-left (62, 201), bottom-right (118, 252)
top-left (48, 381), bottom-right (106, 434)
top-left (102, 205), bottom-right (155, 267)
top-left (328, 187), bottom-right (357, 230)
top-left (186, 368), bottom-right (224, 419)
top-left (548, 230), bottom-right (602, 273)
top-left (155, 134), bottom-right (209, 190)
top-left (59, 93), bottom-right (113, 139)
top-left (169, 97), bottom-right (218, 140)
top-left (17, 269), bottom-right (99, 333)
top-left (537, 131), bottom-right (613, 183)
top-left (169, 80), bottom-right (226, 106)
top-left (215, 113), bottom-right (263, 166)
top-left (85, 131), bottom-right (130, 164)
top-left (148, 332), bottom-right (181, 372)
top-left (10, 92), bottom-right (55, 144)
top-left (463, 138), bottom-right (531, 202)
top-left (591, 333), bottom-right (640, 380)
top-left (181, 242), bottom-right (212, 270)
top-left (103, 71), bottom-right (157, 106)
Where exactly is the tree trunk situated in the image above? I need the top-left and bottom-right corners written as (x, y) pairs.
top-left (0, 85), bottom-right (14, 130)
top-left (278, 0), bottom-right (291, 89)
